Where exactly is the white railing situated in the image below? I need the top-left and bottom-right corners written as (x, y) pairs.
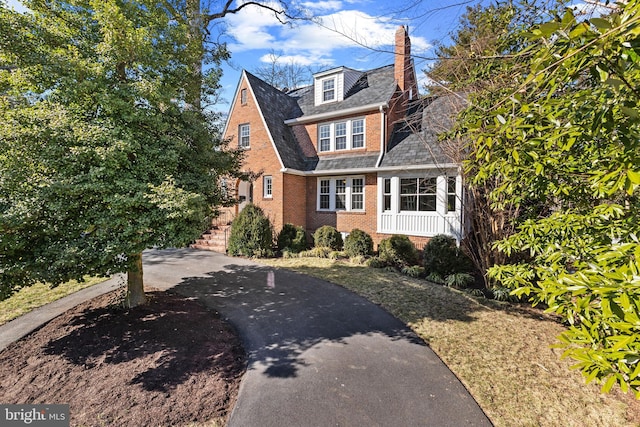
top-left (380, 212), bottom-right (461, 239)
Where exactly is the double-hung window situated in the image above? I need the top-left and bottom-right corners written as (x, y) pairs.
top-left (335, 122), bottom-right (347, 150)
top-left (317, 118), bottom-right (366, 152)
top-left (263, 176), bottom-right (272, 198)
top-left (322, 78), bottom-right (335, 102)
top-left (239, 123), bottom-right (250, 148)
top-left (317, 177), bottom-right (365, 211)
top-left (447, 176), bottom-right (457, 212)
top-left (319, 124), bottom-right (331, 152)
top-left (351, 119), bottom-right (364, 148)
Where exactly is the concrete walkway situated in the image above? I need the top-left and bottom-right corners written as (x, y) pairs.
top-left (1, 248), bottom-right (492, 426)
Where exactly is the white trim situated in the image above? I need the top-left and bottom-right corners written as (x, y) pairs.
top-left (316, 117), bottom-right (366, 152)
top-left (316, 176), bottom-right (365, 212)
top-left (280, 163), bottom-right (460, 176)
top-left (263, 175), bottom-right (273, 198)
top-left (284, 102), bottom-right (388, 125)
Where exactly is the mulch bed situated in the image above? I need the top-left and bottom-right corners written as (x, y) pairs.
top-left (0, 290), bottom-right (246, 426)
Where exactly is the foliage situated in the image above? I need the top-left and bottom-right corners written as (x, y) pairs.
top-left (343, 229), bottom-right (374, 258)
top-left (366, 256), bottom-right (386, 269)
top-left (378, 235), bottom-right (418, 268)
top-left (227, 204), bottom-right (274, 258)
top-left (423, 234), bottom-right (473, 277)
top-left (313, 225), bottom-right (343, 251)
top-left (0, 0), bottom-right (241, 304)
top-left (426, 272), bottom-right (445, 285)
top-left (299, 247), bottom-right (332, 259)
top-left (427, 2), bottom-right (562, 287)
top-left (401, 265), bottom-right (425, 278)
top-left (277, 223), bottom-right (307, 253)
top-left (445, 272), bottom-right (475, 289)
top-left (463, 1), bottom-right (640, 396)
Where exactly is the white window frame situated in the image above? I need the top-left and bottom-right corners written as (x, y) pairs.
top-left (239, 123), bottom-right (250, 149)
top-left (316, 118), bottom-right (366, 152)
top-left (322, 77), bottom-right (336, 102)
top-left (317, 176), bottom-right (365, 212)
top-left (241, 88), bottom-right (247, 105)
top-left (263, 175), bottom-right (272, 198)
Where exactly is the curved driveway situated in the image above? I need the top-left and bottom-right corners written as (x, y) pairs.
top-left (145, 249), bottom-right (492, 426)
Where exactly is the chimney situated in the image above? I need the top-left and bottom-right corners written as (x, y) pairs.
top-left (395, 26), bottom-right (411, 93)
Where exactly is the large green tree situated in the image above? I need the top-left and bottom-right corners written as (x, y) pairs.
top-left (463, 0), bottom-right (640, 395)
top-left (0, 0), bottom-right (244, 306)
top-left (426, 1), bottom-right (560, 286)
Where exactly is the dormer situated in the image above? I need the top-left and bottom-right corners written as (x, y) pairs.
top-left (313, 67), bottom-right (364, 106)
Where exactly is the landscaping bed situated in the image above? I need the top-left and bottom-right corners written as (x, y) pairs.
top-left (0, 290), bottom-right (245, 427)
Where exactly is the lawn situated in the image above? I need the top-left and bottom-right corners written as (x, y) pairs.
top-left (259, 257), bottom-right (640, 427)
top-left (0, 277), bottom-right (108, 326)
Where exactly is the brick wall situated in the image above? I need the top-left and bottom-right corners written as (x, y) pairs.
top-left (223, 75), bottom-right (285, 232)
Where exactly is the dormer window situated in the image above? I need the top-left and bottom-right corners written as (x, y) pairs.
top-left (322, 78), bottom-right (336, 102)
top-left (313, 67), bottom-right (363, 107)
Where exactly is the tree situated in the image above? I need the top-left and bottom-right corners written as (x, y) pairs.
top-left (464, 1), bottom-right (640, 395)
top-left (252, 50), bottom-right (316, 91)
top-left (0, 0), bottom-right (243, 306)
top-left (425, 1), bottom-right (558, 286)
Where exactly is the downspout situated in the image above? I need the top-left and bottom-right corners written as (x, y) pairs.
top-left (376, 105), bottom-right (387, 167)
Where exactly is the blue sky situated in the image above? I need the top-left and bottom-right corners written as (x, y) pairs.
top-left (215, 0), bottom-right (483, 105)
top-left (3, 0), bottom-right (606, 109)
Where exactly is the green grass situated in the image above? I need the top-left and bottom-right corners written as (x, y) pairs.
top-left (259, 257), bottom-right (640, 427)
top-left (0, 277), bottom-right (109, 326)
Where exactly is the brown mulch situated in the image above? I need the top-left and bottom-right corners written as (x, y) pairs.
top-left (0, 290), bottom-right (246, 427)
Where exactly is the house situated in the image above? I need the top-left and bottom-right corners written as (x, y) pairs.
top-left (193, 26), bottom-right (465, 252)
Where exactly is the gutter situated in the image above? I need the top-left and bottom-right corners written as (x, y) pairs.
top-left (284, 102), bottom-right (388, 125)
top-left (280, 163), bottom-right (460, 177)
top-left (375, 104), bottom-right (386, 167)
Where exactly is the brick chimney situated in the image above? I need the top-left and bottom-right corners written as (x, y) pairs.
top-left (394, 25), bottom-right (417, 98)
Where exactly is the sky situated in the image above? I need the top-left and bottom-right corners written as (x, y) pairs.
top-left (215, 0), bottom-right (484, 105)
top-left (3, 0), bottom-right (607, 110)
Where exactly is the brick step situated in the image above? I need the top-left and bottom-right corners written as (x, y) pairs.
top-left (190, 243), bottom-right (227, 253)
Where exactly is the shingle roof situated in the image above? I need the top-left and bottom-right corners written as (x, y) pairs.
top-left (293, 65), bottom-right (397, 117)
top-left (244, 71), bottom-right (308, 170)
top-left (379, 94), bottom-right (466, 168)
top-left (242, 68), bottom-right (464, 173)
top-left (314, 153), bottom-right (380, 172)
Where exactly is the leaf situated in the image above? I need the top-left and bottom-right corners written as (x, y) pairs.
top-left (497, 114), bottom-right (506, 125)
top-left (590, 17), bottom-right (612, 30)
top-left (540, 22), bottom-right (560, 37)
top-left (627, 170), bottom-right (640, 184)
top-left (601, 374), bottom-right (618, 394)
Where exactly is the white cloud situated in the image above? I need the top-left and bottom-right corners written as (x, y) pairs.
top-left (223, 4), bottom-right (432, 68)
top-left (300, 1), bottom-right (343, 12)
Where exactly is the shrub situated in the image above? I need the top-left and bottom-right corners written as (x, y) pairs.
top-left (313, 225), bottom-right (343, 250)
top-left (401, 265), bottom-right (425, 278)
top-left (227, 204), bottom-right (274, 258)
top-left (366, 256), bottom-right (386, 268)
top-left (378, 235), bottom-right (418, 268)
top-left (423, 234), bottom-right (473, 277)
top-left (277, 223), bottom-right (307, 253)
top-left (329, 251), bottom-right (346, 260)
top-left (350, 255), bottom-right (367, 265)
top-left (426, 272), bottom-right (445, 285)
top-left (299, 247), bottom-right (331, 258)
top-left (444, 272), bottom-right (475, 289)
top-left (344, 229), bottom-right (373, 258)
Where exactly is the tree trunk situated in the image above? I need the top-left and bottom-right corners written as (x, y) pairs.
top-left (125, 252), bottom-right (146, 308)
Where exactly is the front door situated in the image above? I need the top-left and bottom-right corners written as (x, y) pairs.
top-left (237, 180), bottom-right (253, 213)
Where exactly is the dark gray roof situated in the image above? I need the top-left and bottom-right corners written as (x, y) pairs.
top-left (379, 95), bottom-right (466, 168)
top-left (314, 153), bottom-right (380, 172)
top-left (291, 65), bottom-right (397, 117)
top-left (244, 71), bottom-right (308, 170)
